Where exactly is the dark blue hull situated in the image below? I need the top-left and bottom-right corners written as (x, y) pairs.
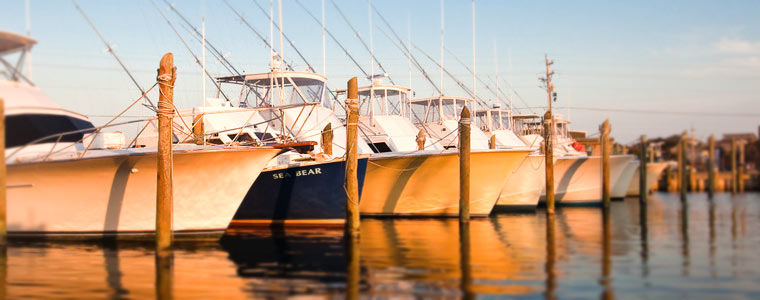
top-left (231, 158), bottom-right (368, 226)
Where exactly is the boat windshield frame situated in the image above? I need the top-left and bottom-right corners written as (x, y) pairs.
top-left (474, 108), bottom-right (513, 132)
top-left (408, 96), bottom-right (474, 124)
top-left (215, 71), bottom-right (328, 109)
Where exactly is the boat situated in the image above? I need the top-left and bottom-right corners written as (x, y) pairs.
top-left (2, 31), bottom-right (281, 235)
top-left (156, 70), bottom-right (372, 227)
top-left (475, 107), bottom-right (545, 211)
top-left (626, 161), bottom-right (669, 196)
top-left (612, 158), bottom-right (639, 199)
top-left (515, 114), bottom-right (634, 205)
top-left (337, 82), bottom-right (530, 216)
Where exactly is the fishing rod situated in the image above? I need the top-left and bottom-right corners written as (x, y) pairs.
top-left (371, 5), bottom-right (440, 95)
top-left (294, 0), bottom-right (369, 79)
top-left (222, 0), bottom-right (296, 71)
top-left (412, 43), bottom-right (490, 108)
top-left (73, 0), bottom-right (157, 112)
top-left (149, 0), bottom-right (231, 102)
top-left (443, 47), bottom-right (505, 106)
top-left (329, 0), bottom-right (394, 85)
top-left (160, 0), bottom-right (242, 77)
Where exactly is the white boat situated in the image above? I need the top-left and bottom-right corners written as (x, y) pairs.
top-left (626, 161), bottom-right (669, 196)
top-left (2, 31), bottom-right (281, 235)
top-left (474, 107), bottom-right (544, 211)
top-left (516, 114), bottom-right (634, 205)
top-left (341, 83), bottom-right (530, 216)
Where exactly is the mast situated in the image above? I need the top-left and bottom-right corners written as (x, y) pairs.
top-left (25, 0), bottom-right (32, 81)
top-left (278, 0), bottom-right (285, 105)
top-left (439, 0), bottom-right (444, 96)
top-left (471, 0), bottom-right (476, 111)
top-left (201, 0), bottom-right (206, 105)
top-left (321, 0), bottom-right (326, 75)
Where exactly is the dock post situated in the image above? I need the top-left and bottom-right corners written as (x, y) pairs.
top-left (731, 138), bottom-right (737, 194)
top-left (739, 141), bottom-right (745, 193)
top-left (321, 123), bottom-right (333, 156)
top-left (0, 98), bottom-right (5, 245)
top-left (416, 129), bottom-right (426, 151)
top-left (156, 53), bottom-right (176, 252)
top-left (639, 135), bottom-right (647, 204)
top-left (489, 134), bottom-right (497, 149)
top-left (345, 77), bottom-right (360, 235)
top-left (601, 119), bottom-right (611, 208)
top-left (459, 107), bottom-right (471, 222)
top-left (679, 131), bottom-right (688, 201)
top-left (544, 111), bottom-right (555, 214)
top-left (708, 135), bottom-right (715, 198)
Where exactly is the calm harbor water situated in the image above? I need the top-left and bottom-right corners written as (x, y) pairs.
top-left (1, 192), bottom-right (759, 299)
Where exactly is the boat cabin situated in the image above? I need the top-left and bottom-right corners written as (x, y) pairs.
top-left (474, 107), bottom-right (513, 132)
top-left (1, 31), bottom-right (95, 151)
top-left (408, 96), bottom-right (475, 125)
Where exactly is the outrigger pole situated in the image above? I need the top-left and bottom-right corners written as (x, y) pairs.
top-left (149, 0), bottom-right (230, 102)
top-left (73, 0), bottom-right (157, 112)
top-left (329, 0), bottom-right (395, 85)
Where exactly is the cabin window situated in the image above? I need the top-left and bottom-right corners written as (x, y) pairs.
top-left (369, 142), bottom-right (392, 153)
top-left (5, 114), bottom-right (95, 148)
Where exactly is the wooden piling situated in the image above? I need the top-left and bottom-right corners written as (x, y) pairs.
top-left (345, 77), bottom-right (360, 235)
top-left (459, 106), bottom-right (472, 222)
top-left (639, 135), bottom-right (647, 204)
top-left (416, 129), bottom-right (426, 151)
top-left (156, 53), bottom-right (177, 252)
top-left (731, 138), bottom-right (737, 194)
top-left (601, 119), bottom-right (611, 208)
top-left (708, 135), bottom-right (715, 198)
top-left (679, 131), bottom-right (687, 201)
top-left (489, 134), bottom-right (496, 149)
top-left (543, 111), bottom-right (555, 214)
top-left (739, 141), bottom-right (745, 193)
top-left (321, 123), bottom-right (333, 156)
top-left (0, 99), bottom-right (5, 245)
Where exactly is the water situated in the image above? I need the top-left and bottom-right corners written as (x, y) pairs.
top-left (1, 193), bottom-right (759, 299)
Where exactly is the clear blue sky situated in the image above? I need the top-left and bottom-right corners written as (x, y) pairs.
top-left (2, 0), bottom-right (759, 143)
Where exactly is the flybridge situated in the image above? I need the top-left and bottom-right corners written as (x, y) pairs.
top-left (0, 30), bottom-right (35, 85)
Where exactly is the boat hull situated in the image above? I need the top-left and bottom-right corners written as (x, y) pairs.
top-left (611, 156), bottom-right (638, 199)
top-left (495, 154), bottom-right (545, 211)
top-left (230, 157), bottom-right (369, 227)
top-left (360, 150), bottom-right (530, 217)
top-left (6, 148), bottom-right (281, 234)
top-left (543, 155), bottom-right (634, 205)
top-left (626, 162), bottom-right (669, 196)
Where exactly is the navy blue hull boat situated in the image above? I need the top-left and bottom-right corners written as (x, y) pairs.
top-left (230, 157), bottom-right (369, 227)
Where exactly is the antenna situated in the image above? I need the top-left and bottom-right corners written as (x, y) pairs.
top-left (439, 0), bottom-right (444, 96)
top-left (507, 48), bottom-right (513, 111)
top-left (471, 0), bottom-right (476, 110)
top-left (407, 13), bottom-right (412, 98)
top-left (201, 0), bottom-right (206, 105)
top-left (369, 0), bottom-right (374, 84)
top-left (25, 0), bottom-right (32, 81)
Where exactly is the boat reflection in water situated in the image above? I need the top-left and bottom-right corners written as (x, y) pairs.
top-left (3, 194), bottom-right (759, 298)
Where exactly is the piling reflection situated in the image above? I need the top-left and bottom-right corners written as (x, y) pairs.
top-left (680, 199), bottom-right (690, 276)
top-left (708, 198), bottom-right (716, 278)
top-left (639, 199), bottom-right (649, 278)
top-left (545, 213), bottom-right (556, 300)
top-left (601, 208), bottom-right (614, 300)
top-left (459, 222), bottom-right (473, 300)
top-left (155, 251), bottom-right (173, 300)
top-left (345, 232), bottom-right (360, 300)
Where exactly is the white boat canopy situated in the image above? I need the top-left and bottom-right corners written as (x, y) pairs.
top-left (215, 71), bottom-right (328, 108)
top-left (408, 96), bottom-right (474, 124)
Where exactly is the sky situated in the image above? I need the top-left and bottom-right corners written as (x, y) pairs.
top-left (1, 0), bottom-right (759, 144)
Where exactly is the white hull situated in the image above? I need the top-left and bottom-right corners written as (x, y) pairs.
top-left (360, 150), bottom-right (530, 216)
top-left (611, 156), bottom-right (638, 199)
top-left (543, 155), bottom-right (634, 204)
top-left (496, 154), bottom-right (545, 210)
top-left (6, 148), bottom-right (281, 234)
top-left (626, 162), bottom-right (669, 196)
